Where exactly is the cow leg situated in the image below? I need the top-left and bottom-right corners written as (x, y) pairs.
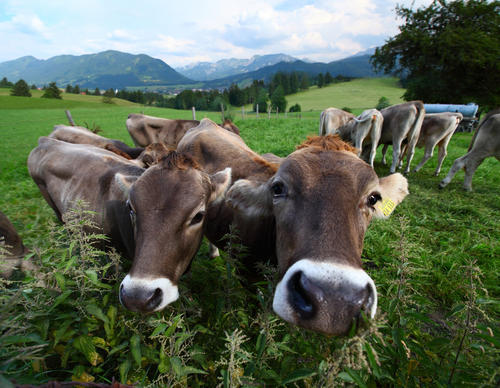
top-left (390, 141), bottom-right (402, 174)
top-left (439, 154), bottom-right (468, 189)
top-left (462, 154), bottom-right (487, 191)
top-left (434, 137), bottom-right (452, 176)
top-left (381, 144), bottom-right (389, 165)
top-left (354, 135), bottom-right (365, 158)
top-left (413, 142), bottom-right (435, 173)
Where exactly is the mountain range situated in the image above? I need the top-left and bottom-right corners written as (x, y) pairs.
top-left (0, 49), bottom-right (380, 90)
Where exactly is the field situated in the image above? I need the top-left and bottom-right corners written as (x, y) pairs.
top-left (0, 88), bottom-right (499, 387)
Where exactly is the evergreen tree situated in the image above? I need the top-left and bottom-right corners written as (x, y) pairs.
top-left (30, 84), bottom-right (37, 90)
top-left (300, 74), bottom-right (310, 90)
top-left (10, 79), bottom-right (31, 97)
top-left (93, 88), bottom-right (101, 96)
top-left (317, 73), bottom-right (325, 88)
top-left (0, 77), bottom-right (13, 88)
top-left (270, 85), bottom-right (287, 112)
top-left (324, 72), bottom-right (333, 85)
top-left (73, 85), bottom-right (80, 94)
top-left (65, 84), bottom-right (73, 93)
top-left (253, 89), bottom-right (268, 113)
top-left (41, 82), bottom-right (62, 99)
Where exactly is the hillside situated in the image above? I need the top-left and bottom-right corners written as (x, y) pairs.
top-left (204, 54), bottom-right (382, 88)
top-left (0, 50), bottom-right (192, 89)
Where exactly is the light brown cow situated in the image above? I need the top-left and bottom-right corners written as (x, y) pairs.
top-left (49, 125), bottom-right (170, 168)
top-left (440, 109), bottom-right (500, 191)
top-left (0, 211), bottom-right (33, 278)
top-left (379, 101), bottom-right (426, 174)
top-left (319, 107), bottom-right (355, 136)
top-left (411, 112), bottom-right (463, 175)
top-left (121, 119), bottom-right (409, 336)
top-left (126, 114), bottom-right (240, 147)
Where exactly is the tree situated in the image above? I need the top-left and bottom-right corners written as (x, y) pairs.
top-left (73, 85), bottom-right (80, 94)
top-left (289, 103), bottom-right (301, 113)
top-left (10, 79), bottom-right (31, 97)
top-left (371, 0), bottom-right (500, 108)
top-left (317, 73), bottom-right (324, 88)
top-left (93, 88), bottom-right (101, 96)
top-left (253, 88), bottom-right (268, 113)
top-left (0, 77), bottom-right (13, 88)
top-left (42, 82), bottom-right (62, 99)
top-left (65, 84), bottom-right (73, 94)
top-left (324, 72), bottom-right (333, 85)
top-left (102, 88), bottom-right (115, 104)
top-left (228, 83), bottom-right (245, 106)
top-left (376, 96), bottom-right (391, 110)
top-left (270, 85), bottom-right (287, 113)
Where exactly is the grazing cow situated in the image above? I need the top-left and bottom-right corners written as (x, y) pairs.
top-left (440, 109), bottom-right (500, 191)
top-left (28, 137), bottom-right (231, 293)
top-left (337, 109), bottom-right (384, 167)
top-left (319, 107), bottom-right (355, 136)
top-left (50, 125), bottom-right (144, 159)
top-left (121, 119), bottom-right (409, 336)
top-left (49, 125), bottom-right (170, 168)
top-left (0, 211), bottom-right (33, 278)
top-left (126, 114), bottom-right (240, 147)
top-left (378, 101), bottom-right (426, 174)
top-left (410, 112), bottom-right (463, 175)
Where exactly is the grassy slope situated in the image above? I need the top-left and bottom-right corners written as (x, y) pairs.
top-left (0, 91), bottom-right (499, 385)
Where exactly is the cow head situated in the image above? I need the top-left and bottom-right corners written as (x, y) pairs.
top-left (227, 135), bottom-right (408, 335)
top-left (118, 151), bottom-right (231, 312)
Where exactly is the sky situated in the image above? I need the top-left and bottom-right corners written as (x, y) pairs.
top-left (0, 0), bottom-right (433, 68)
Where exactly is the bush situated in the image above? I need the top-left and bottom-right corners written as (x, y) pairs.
top-left (10, 79), bottom-right (31, 97)
top-left (375, 96), bottom-right (390, 110)
top-left (42, 82), bottom-right (62, 99)
top-left (341, 106), bottom-right (352, 113)
top-left (289, 103), bottom-right (301, 113)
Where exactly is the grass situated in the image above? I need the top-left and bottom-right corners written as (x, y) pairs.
top-left (0, 91), bottom-right (499, 386)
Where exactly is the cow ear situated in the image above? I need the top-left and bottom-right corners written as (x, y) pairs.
top-left (226, 178), bottom-right (273, 217)
top-left (114, 173), bottom-right (137, 197)
top-left (373, 173), bottom-right (409, 219)
top-left (209, 167), bottom-right (232, 203)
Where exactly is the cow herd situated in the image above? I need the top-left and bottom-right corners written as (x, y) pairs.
top-left (2, 104), bottom-right (499, 337)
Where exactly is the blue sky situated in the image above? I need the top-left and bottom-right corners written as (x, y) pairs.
top-left (0, 0), bottom-right (433, 68)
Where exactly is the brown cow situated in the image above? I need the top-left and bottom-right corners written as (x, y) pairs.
top-left (0, 211), bottom-right (33, 278)
top-left (411, 112), bottom-right (463, 175)
top-left (49, 125), bottom-right (170, 168)
top-left (121, 119), bottom-right (409, 336)
top-left (379, 101), bottom-right (426, 174)
top-left (126, 114), bottom-right (240, 147)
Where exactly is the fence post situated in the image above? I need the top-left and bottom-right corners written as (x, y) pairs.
top-left (276, 107), bottom-right (279, 117)
top-left (192, 106), bottom-right (196, 120)
top-left (65, 110), bottom-right (75, 126)
top-left (241, 106), bottom-right (245, 119)
top-left (221, 103), bottom-right (225, 121)
top-left (256, 104), bottom-right (259, 118)
top-left (285, 110), bottom-right (287, 118)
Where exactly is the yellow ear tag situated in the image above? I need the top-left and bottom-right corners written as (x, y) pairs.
top-left (377, 198), bottom-right (396, 217)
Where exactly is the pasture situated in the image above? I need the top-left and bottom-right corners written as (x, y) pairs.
top-left (0, 94), bottom-right (499, 387)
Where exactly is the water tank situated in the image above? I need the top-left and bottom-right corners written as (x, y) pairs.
top-left (423, 103), bottom-right (478, 118)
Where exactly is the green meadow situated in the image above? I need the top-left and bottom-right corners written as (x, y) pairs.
top-left (0, 84), bottom-right (498, 386)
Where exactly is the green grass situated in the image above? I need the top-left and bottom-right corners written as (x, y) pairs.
top-left (0, 93), bottom-right (499, 386)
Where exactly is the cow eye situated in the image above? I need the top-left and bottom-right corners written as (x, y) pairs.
top-left (190, 211), bottom-right (205, 226)
top-left (271, 181), bottom-right (287, 198)
top-left (367, 193), bottom-right (381, 207)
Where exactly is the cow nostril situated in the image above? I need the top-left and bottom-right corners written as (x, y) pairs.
top-left (288, 271), bottom-right (315, 319)
top-left (145, 287), bottom-right (163, 311)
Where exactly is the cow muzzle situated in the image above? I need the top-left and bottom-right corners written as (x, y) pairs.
top-left (272, 259), bottom-right (377, 336)
top-left (119, 274), bottom-right (179, 313)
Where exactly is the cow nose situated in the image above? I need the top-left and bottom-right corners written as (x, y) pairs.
top-left (288, 271), bottom-right (320, 319)
top-left (119, 283), bottom-right (163, 313)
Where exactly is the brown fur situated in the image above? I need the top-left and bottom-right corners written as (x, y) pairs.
top-left (105, 144), bottom-right (133, 160)
top-left (251, 156), bottom-right (279, 174)
top-left (158, 150), bottom-right (200, 171)
top-left (296, 134), bottom-right (357, 154)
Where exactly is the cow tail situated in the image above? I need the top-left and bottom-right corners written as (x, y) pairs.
top-left (319, 111), bottom-right (326, 136)
top-left (407, 101), bottom-right (425, 151)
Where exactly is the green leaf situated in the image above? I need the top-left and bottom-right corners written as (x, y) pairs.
top-left (84, 269), bottom-right (112, 289)
top-left (73, 335), bottom-right (100, 366)
top-left (129, 334), bottom-right (141, 368)
top-left (0, 374), bottom-right (15, 388)
top-left (180, 366), bottom-right (208, 376)
top-left (256, 333), bottom-right (266, 359)
top-left (150, 323), bottom-right (168, 338)
top-left (119, 359), bottom-right (131, 384)
top-left (48, 290), bottom-right (73, 312)
top-left (364, 343), bottom-right (381, 378)
top-left (345, 368), bottom-right (368, 388)
top-left (280, 368), bottom-right (317, 385)
top-left (86, 303), bottom-right (109, 324)
top-left (170, 356), bottom-right (183, 377)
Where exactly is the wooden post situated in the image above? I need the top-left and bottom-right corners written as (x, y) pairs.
top-left (241, 106), bottom-right (245, 119)
top-left (65, 110), bottom-right (75, 126)
top-left (285, 111), bottom-right (287, 118)
top-left (192, 106), bottom-right (196, 120)
top-left (276, 107), bottom-right (279, 117)
top-left (256, 104), bottom-right (259, 118)
top-left (220, 103), bottom-right (225, 121)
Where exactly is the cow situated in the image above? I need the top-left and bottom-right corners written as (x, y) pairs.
top-left (49, 125), bottom-right (171, 168)
top-left (120, 118), bottom-right (409, 336)
top-left (378, 101), bottom-right (426, 174)
top-left (439, 109), bottom-right (500, 191)
top-left (0, 211), bottom-right (33, 278)
top-left (410, 112), bottom-right (463, 175)
top-left (28, 137), bottom-right (231, 306)
top-left (126, 114), bottom-right (240, 147)
top-left (336, 109), bottom-right (384, 167)
top-left (319, 107), bottom-right (355, 136)
top-left (50, 125), bottom-right (144, 159)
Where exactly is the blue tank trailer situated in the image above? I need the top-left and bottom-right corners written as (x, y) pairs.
top-left (423, 103), bottom-right (479, 132)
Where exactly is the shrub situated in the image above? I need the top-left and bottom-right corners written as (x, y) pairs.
top-left (375, 96), bottom-right (390, 110)
top-left (289, 103), bottom-right (301, 113)
top-left (10, 79), bottom-right (32, 97)
top-left (42, 82), bottom-right (62, 99)
top-left (341, 106), bottom-right (352, 113)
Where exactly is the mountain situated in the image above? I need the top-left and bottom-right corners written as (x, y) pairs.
top-left (175, 54), bottom-right (298, 81)
top-left (203, 54), bottom-right (381, 88)
top-left (0, 50), bottom-right (192, 89)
